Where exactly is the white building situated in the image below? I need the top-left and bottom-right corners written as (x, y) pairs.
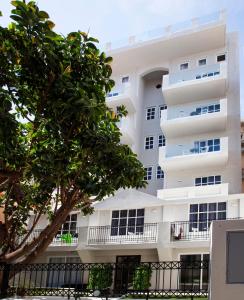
top-left (34, 10), bottom-right (243, 289)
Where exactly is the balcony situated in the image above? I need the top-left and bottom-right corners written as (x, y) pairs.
top-left (171, 221), bottom-right (210, 241)
top-left (162, 62), bottom-right (227, 105)
top-left (161, 99), bottom-right (227, 138)
top-left (157, 183), bottom-right (229, 201)
top-left (87, 223), bottom-right (158, 246)
top-left (170, 219), bottom-right (240, 242)
top-left (159, 137), bottom-right (228, 171)
top-left (106, 83), bottom-right (135, 113)
top-left (103, 11), bottom-right (226, 74)
top-left (20, 228), bottom-right (79, 247)
top-left (117, 117), bottom-right (136, 145)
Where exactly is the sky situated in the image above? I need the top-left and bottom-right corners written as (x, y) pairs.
top-left (1, 0), bottom-right (244, 118)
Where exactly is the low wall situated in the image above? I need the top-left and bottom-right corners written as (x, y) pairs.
top-left (210, 219), bottom-right (244, 300)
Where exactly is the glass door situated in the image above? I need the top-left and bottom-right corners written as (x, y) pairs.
top-left (180, 254), bottom-right (209, 291)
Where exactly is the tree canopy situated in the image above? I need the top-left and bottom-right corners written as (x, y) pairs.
top-left (0, 0), bottom-right (146, 263)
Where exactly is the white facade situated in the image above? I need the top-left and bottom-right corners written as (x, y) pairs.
top-left (34, 11), bottom-right (243, 268)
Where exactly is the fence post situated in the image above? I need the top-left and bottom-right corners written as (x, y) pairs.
top-left (0, 263), bottom-right (10, 298)
top-left (146, 263), bottom-right (151, 300)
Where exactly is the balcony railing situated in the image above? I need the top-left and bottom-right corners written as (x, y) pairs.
top-left (165, 103), bottom-right (222, 120)
top-left (171, 221), bottom-right (211, 241)
top-left (166, 141), bottom-right (221, 158)
top-left (87, 223), bottom-right (158, 245)
top-left (171, 219), bottom-right (241, 241)
top-left (103, 10), bottom-right (225, 51)
top-left (19, 228), bottom-right (79, 246)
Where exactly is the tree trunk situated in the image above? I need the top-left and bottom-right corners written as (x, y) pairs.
top-left (0, 190), bottom-right (83, 264)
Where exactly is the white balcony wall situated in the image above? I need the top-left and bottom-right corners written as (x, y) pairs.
top-left (117, 115), bottom-right (136, 145)
top-left (159, 137), bottom-right (228, 171)
top-left (169, 46), bottom-right (226, 73)
top-left (157, 183), bottom-right (229, 201)
top-left (168, 63), bottom-right (222, 84)
top-left (161, 98), bottom-right (227, 138)
top-left (162, 61), bottom-right (227, 104)
top-left (106, 82), bottom-right (136, 113)
top-left (166, 98), bottom-right (223, 120)
top-left (166, 136), bottom-right (227, 157)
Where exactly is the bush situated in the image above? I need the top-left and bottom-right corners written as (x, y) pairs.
top-left (132, 265), bottom-right (152, 290)
top-left (87, 265), bottom-right (113, 290)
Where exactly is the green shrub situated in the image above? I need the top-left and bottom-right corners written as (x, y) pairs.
top-left (87, 265), bottom-right (113, 290)
top-left (132, 265), bottom-right (152, 290)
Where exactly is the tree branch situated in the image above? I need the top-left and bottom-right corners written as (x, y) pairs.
top-left (0, 189), bottom-right (83, 263)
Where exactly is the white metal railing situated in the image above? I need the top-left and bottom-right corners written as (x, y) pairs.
top-left (87, 223), bottom-right (158, 245)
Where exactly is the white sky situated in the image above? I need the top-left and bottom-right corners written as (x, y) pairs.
top-left (1, 0), bottom-right (244, 118)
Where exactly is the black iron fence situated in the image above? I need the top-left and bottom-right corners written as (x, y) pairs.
top-left (0, 261), bottom-right (209, 299)
top-left (88, 223), bottom-right (158, 245)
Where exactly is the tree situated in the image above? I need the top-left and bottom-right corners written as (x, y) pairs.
top-left (0, 0), bottom-right (146, 263)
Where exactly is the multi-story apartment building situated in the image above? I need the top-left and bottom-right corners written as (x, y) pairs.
top-left (32, 10), bottom-right (244, 289)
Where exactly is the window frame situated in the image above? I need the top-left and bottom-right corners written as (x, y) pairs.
top-left (180, 62), bottom-right (189, 70)
top-left (56, 214), bottom-right (77, 237)
top-left (159, 104), bottom-right (167, 118)
top-left (156, 166), bottom-right (164, 179)
top-left (145, 136), bottom-right (154, 150)
top-left (158, 134), bottom-right (166, 147)
top-left (189, 202), bottom-right (227, 232)
top-left (146, 106), bottom-right (156, 120)
top-left (111, 208), bottom-right (145, 236)
top-left (144, 166), bottom-right (153, 181)
top-left (216, 54), bottom-right (226, 62)
top-left (198, 58), bottom-right (207, 66)
top-left (195, 175), bottom-right (222, 186)
top-left (194, 138), bottom-right (220, 153)
top-left (121, 75), bottom-right (129, 83)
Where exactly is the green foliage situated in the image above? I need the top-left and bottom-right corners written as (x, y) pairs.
top-left (132, 265), bottom-right (152, 290)
top-left (87, 265), bottom-right (113, 290)
top-left (0, 0), bottom-right (146, 258)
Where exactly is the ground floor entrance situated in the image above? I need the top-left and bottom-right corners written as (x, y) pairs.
top-left (114, 255), bottom-right (141, 292)
top-left (180, 254), bottom-right (209, 290)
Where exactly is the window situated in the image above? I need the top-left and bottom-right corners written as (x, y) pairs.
top-left (122, 76), bottom-right (129, 83)
top-left (111, 209), bottom-right (145, 236)
top-left (144, 167), bottom-right (152, 180)
top-left (159, 105), bottom-right (167, 118)
top-left (56, 214), bottom-right (77, 238)
top-left (198, 58), bottom-right (207, 66)
top-left (145, 136), bottom-right (154, 150)
top-left (156, 166), bottom-right (164, 179)
top-left (195, 175), bottom-right (221, 186)
top-left (217, 54), bottom-right (225, 62)
top-left (191, 104), bottom-right (220, 116)
top-left (193, 138), bottom-right (220, 153)
top-left (146, 107), bottom-right (156, 120)
top-left (158, 134), bottom-right (166, 147)
top-left (189, 202), bottom-right (226, 232)
top-left (180, 63), bottom-right (188, 70)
